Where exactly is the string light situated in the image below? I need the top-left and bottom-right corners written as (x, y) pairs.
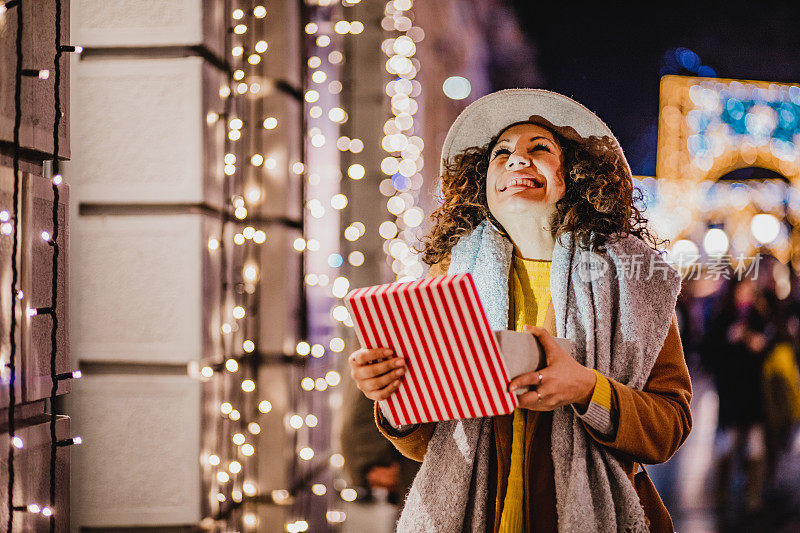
top-left (7, 0), bottom-right (23, 522)
top-left (21, 68), bottom-right (50, 79)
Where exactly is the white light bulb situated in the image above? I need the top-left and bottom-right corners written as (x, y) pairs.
top-left (326, 370), bottom-right (342, 387)
top-left (244, 513), bottom-right (258, 528)
top-left (243, 481), bottom-right (257, 496)
top-left (702, 228), bottom-right (729, 256)
top-left (751, 213), bottom-right (781, 244)
top-left (299, 447), bottom-right (314, 460)
top-left (348, 164), bottom-right (365, 180)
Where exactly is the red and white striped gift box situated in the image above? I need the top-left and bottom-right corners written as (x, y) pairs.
top-left (344, 273), bottom-right (518, 426)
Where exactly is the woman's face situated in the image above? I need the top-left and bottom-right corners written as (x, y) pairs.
top-left (485, 123), bottom-right (566, 221)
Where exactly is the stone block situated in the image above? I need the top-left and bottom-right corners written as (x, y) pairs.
top-left (67, 374), bottom-right (200, 526)
top-left (67, 56), bottom-right (225, 207)
top-left (71, 212), bottom-right (222, 363)
top-left (72, 0), bottom-right (226, 56)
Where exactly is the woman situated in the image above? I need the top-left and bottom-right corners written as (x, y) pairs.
top-left (348, 89), bottom-right (692, 532)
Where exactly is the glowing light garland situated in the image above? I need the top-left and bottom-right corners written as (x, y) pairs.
top-left (4, 1), bottom-right (83, 529)
top-left (380, 0), bottom-right (425, 282)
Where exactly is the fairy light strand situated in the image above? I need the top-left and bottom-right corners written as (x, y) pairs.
top-left (48, 1), bottom-right (64, 529)
top-left (6, 0), bottom-right (23, 526)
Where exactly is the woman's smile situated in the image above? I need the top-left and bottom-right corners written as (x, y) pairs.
top-left (499, 172), bottom-right (546, 192)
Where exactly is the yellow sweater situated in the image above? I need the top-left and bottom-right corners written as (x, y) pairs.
top-left (499, 254), bottom-right (613, 532)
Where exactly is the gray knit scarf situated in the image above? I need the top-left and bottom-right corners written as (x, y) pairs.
top-left (396, 219), bottom-right (681, 532)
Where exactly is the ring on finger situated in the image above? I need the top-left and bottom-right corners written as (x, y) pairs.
top-left (537, 391), bottom-right (541, 402)
top-left (537, 373), bottom-right (543, 385)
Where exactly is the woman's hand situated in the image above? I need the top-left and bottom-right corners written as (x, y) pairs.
top-left (348, 347), bottom-right (406, 401)
top-left (508, 325), bottom-right (596, 411)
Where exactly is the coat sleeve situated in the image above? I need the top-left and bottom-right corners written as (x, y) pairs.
top-left (373, 401), bottom-right (437, 462)
top-left (582, 311), bottom-right (693, 464)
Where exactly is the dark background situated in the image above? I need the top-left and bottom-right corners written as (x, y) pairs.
top-left (507, 0), bottom-right (800, 176)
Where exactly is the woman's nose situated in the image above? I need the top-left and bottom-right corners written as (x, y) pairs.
top-left (505, 152), bottom-right (530, 169)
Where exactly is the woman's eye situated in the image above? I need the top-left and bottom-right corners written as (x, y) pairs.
top-left (530, 143), bottom-right (551, 153)
top-left (492, 148), bottom-right (510, 158)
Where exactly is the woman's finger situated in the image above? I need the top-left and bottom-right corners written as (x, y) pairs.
top-left (350, 347), bottom-right (394, 365)
top-left (523, 325), bottom-right (558, 349)
top-left (361, 366), bottom-right (406, 392)
top-left (352, 357), bottom-right (404, 381)
top-left (517, 390), bottom-right (550, 411)
top-left (508, 370), bottom-right (545, 393)
top-left (367, 379), bottom-right (402, 401)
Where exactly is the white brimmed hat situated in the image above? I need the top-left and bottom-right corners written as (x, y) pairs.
top-left (439, 88), bottom-right (630, 177)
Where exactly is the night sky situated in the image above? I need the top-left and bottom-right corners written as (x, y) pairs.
top-left (508, 0), bottom-right (800, 176)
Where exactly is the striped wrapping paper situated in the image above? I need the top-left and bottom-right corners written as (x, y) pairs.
top-left (344, 273), bottom-right (518, 426)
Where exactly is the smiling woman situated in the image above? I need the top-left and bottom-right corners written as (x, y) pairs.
top-left (347, 89), bottom-right (692, 533)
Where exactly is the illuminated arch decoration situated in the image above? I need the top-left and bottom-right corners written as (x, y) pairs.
top-left (657, 74), bottom-right (800, 186)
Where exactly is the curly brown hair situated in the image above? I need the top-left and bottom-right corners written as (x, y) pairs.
top-left (414, 121), bottom-right (664, 266)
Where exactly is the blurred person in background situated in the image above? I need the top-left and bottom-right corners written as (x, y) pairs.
top-left (703, 274), bottom-right (774, 521)
top-left (756, 257), bottom-right (800, 491)
top-left (340, 380), bottom-right (420, 505)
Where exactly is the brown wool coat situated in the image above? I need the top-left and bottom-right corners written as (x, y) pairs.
top-left (374, 258), bottom-right (692, 532)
